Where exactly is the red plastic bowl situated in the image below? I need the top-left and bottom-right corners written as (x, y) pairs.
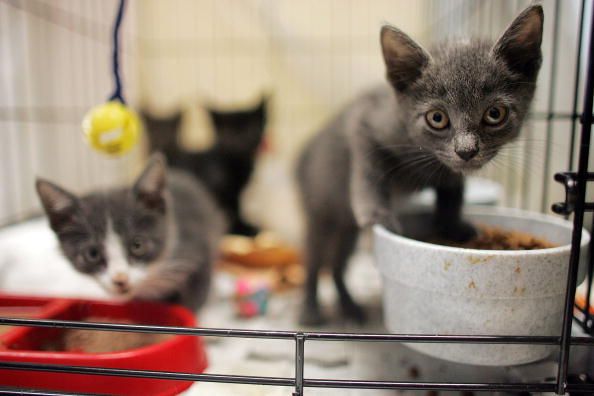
top-left (0, 294), bottom-right (207, 395)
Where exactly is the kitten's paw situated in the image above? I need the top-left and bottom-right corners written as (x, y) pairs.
top-left (352, 200), bottom-right (382, 227)
top-left (381, 215), bottom-right (403, 235)
top-left (340, 301), bottom-right (367, 325)
top-left (128, 286), bottom-right (165, 302)
top-left (353, 205), bottom-right (396, 230)
top-left (299, 305), bottom-right (327, 327)
top-left (436, 220), bottom-right (477, 242)
top-left (352, 208), bottom-right (373, 228)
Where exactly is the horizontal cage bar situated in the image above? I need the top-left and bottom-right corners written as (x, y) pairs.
top-left (1, 362), bottom-right (594, 393)
top-left (0, 389), bottom-right (98, 396)
top-left (0, 362), bottom-right (295, 387)
top-left (1, 317), bottom-right (593, 345)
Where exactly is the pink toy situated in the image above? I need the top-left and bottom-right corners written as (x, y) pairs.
top-left (235, 279), bottom-right (270, 318)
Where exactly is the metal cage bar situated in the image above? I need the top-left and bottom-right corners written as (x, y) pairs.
top-left (585, 214), bottom-right (594, 333)
top-left (1, 317), bottom-right (594, 394)
top-left (567, 0), bottom-right (587, 172)
top-left (2, 316), bottom-right (594, 344)
top-left (0, 390), bottom-right (95, 396)
top-left (556, 1), bottom-right (594, 394)
top-left (0, 1), bottom-right (593, 395)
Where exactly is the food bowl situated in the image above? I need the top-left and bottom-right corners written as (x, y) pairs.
top-left (0, 294), bottom-right (207, 395)
top-left (374, 206), bottom-right (590, 366)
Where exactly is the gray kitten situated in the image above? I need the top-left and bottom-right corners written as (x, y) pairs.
top-left (297, 5), bottom-right (543, 325)
top-left (36, 154), bottom-right (225, 311)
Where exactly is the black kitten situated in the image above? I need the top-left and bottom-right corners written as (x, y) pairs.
top-left (142, 98), bottom-right (267, 236)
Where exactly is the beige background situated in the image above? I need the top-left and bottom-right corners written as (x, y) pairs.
top-left (0, 0), bottom-right (592, 239)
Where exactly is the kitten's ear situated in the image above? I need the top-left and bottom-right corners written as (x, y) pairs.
top-left (491, 5), bottom-right (543, 80)
top-left (169, 111), bottom-right (182, 125)
top-left (139, 108), bottom-right (152, 121)
top-left (258, 95), bottom-right (269, 113)
top-left (204, 104), bottom-right (222, 123)
top-left (133, 153), bottom-right (167, 212)
top-left (381, 25), bottom-right (431, 91)
top-left (36, 179), bottom-right (79, 230)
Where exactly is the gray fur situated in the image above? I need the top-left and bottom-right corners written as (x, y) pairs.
top-left (296, 5), bottom-right (543, 325)
top-left (36, 154), bottom-right (225, 311)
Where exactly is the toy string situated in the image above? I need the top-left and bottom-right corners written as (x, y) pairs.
top-left (109, 0), bottom-right (127, 104)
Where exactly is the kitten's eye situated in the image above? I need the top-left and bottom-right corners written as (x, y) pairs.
top-left (84, 246), bottom-right (102, 264)
top-left (425, 110), bottom-right (449, 130)
top-left (130, 237), bottom-right (147, 257)
top-left (483, 105), bottom-right (508, 126)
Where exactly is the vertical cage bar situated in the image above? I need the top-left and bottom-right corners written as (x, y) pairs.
top-left (293, 333), bottom-right (305, 396)
top-left (556, 3), bottom-right (594, 394)
top-left (585, 214), bottom-right (594, 333)
top-left (541, 0), bottom-right (561, 213)
top-left (568, 0), bottom-right (586, 172)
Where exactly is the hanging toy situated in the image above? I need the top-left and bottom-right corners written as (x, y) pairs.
top-left (83, 101), bottom-right (139, 156)
top-left (82, 0), bottom-right (140, 156)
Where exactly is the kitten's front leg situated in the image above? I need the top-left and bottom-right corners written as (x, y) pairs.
top-left (434, 178), bottom-right (477, 242)
top-left (127, 265), bottom-right (187, 304)
top-left (349, 133), bottom-right (399, 230)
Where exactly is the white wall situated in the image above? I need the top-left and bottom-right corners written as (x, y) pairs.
top-left (135, 0), bottom-right (427, 156)
top-left (1, 0), bottom-right (591, 236)
top-left (0, 0), bottom-right (140, 225)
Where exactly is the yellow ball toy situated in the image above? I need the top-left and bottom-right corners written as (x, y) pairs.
top-left (82, 101), bottom-right (140, 156)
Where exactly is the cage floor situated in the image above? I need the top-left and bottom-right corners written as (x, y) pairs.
top-left (0, 219), bottom-right (588, 395)
top-left (189, 250), bottom-right (567, 396)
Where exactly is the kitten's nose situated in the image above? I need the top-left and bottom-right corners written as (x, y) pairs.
top-left (112, 273), bottom-right (129, 289)
top-left (454, 133), bottom-right (479, 161)
top-left (455, 147), bottom-right (479, 161)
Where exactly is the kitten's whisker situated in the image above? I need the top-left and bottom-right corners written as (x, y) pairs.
top-left (374, 153), bottom-right (432, 177)
top-left (363, 145), bottom-right (431, 162)
top-left (499, 143), bottom-right (566, 156)
top-left (486, 153), bottom-right (540, 183)
top-left (413, 158), bottom-right (442, 191)
top-left (377, 155), bottom-right (437, 187)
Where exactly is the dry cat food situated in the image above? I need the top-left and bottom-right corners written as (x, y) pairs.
top-left (43, 317), bottom-right (171, 353)
top-left (0, 326), bottom-right (13, 335)
top-left (426, 225), bottom-right (557, 250)
top-left (0, 307), bottom-right (44, 336)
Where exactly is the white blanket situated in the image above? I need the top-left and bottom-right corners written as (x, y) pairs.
top-left (0, 217), bottom-right (109, 299)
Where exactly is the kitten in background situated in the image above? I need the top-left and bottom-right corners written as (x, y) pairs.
top-left (142, 98), bottom-right (267, 237)
top-left (297, 6), bottom-right (543, 325)
top-left (142, 111), bottom-right (182, 161)
top-left (36, 154), bottom-right (225, 311)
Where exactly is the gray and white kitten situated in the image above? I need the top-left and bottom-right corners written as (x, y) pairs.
top-left (36, 154), bottom-right (225, 311)
top-left (296, 5), bottom-right (543, 325)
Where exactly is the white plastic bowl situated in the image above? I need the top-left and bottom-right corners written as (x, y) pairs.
top-left (373, 206), bottom-right (590, 366)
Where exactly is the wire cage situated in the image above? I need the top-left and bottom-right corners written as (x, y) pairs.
top-left (0, 0), bottom-right (593, 395)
